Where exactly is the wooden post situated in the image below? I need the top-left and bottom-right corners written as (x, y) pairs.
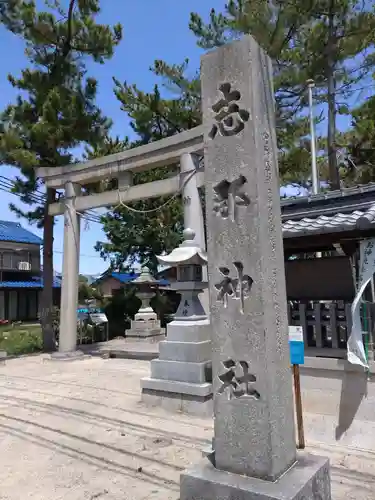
top-left (293, 364), bottom-right (305, 449)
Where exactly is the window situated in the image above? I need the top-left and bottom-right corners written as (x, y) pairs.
top-left (2, 252), bottom-right (12, 269)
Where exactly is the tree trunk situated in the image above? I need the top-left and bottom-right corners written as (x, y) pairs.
top-left (40, 187), bottom-right (56, 351)
top-left (327, 0), bottom-right (340, 190)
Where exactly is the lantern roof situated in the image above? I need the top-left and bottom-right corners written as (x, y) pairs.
top-left (157, 229), bottom-right (207, 267)
top-left (132, 266), bottom-right (158, 285)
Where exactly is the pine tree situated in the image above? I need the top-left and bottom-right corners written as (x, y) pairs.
top-left (337, 91), bottom-right (375, 184)
top-left (0, 0), bottom-right (122, 350)
top-left (97, 7), bottom-right (313, 268)
top-left (94, 61), bottom-right (201, 271)
top-left (98, 0), bottom-right (375, 269)
top-left (190, 0), bottom-right (375, 189)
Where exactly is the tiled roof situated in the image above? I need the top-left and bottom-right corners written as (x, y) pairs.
top-left (281, 182), bottom-right (375, 207)
top-left (0, 277), bottom-right (61, 288)
top-left (282, 206), bottom-right (375, 238)
top-left (281, 184), bottom-right (375, 238)
top-left (0, 220), bottom-right (42, 245)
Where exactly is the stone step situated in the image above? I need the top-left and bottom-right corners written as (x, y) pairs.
top-left (125, 329), bottom-right (165, 339)
top-left (150, 359), bottom-right (212, 384)
top-left (159, 340), bottom-right (211, 363)
top-left (141, 377), bottom-right (213, 397)
top-left (166, 320), bottom-right (211, 343)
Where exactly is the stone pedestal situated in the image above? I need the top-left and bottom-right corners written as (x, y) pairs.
top-left (180, 35), bottom-right (331, 500)
top-left (181, 454), bottom-right (331, 500)
top-left (125, 269), bottom-right (165, 339)
top-left (125, 292), bottom-right (165, 338)
top-left (141, 317), bottom-right (212, 415)
top-left (126, 319), bottom-right (165, 338)
top-left (141, 230), bottom-right (213, 416)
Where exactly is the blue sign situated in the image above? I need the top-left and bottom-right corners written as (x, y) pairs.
top-left (77, 307), bottom-right (102, 313)
top-left (289, 326), bottom-right (304, 365)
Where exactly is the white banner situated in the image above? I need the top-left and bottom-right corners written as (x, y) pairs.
top-left (347, 238), bottom-right (375, 368)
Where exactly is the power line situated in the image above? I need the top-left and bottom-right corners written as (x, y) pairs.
top-left (0, 183), bottom-right (101, 226)
top-left (0, 176), bottom-right (102, 224)
top-left (53, 249), bottom-right (105, 259)
top-left (0, 175), bottom-right (101, 220)
top-left (311, 82), bottom-right (374, 99)
top-left (0, 179), bottom-right (105, 260)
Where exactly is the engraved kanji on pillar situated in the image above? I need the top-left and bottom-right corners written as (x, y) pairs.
top-left (214, 262), bottom-right (253, 314)
top-left (213, 175), bottom-right (250, 223)
top-left (209, 83), bottom-right (250, 139)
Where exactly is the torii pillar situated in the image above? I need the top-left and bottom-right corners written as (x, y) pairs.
top-left (52, 181), bottom-right (83, 359)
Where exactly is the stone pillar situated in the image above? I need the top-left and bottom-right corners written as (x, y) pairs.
top-left (54, 181), bottom-right (82, 359)
top-left (180, 153), bottom-right (205, 249)
top-left (180, 152), bottom-right (209, 314)
top-left (180, 35), bottom-right (331, 500)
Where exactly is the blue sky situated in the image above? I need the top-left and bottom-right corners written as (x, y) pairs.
top-left (0, 1), bottom-right (373, 275)
top-left (0, 0), bottom-right (224, 275)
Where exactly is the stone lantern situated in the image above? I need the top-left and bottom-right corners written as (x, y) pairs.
top-left (141, 228), bottom-right (213, 415)
top-left (157, 228), bottom-right (208, 322)
top-left (125, 266), bottom-right (165, 339)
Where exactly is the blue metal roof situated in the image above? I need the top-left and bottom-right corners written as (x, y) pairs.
top-left (0, 220), bottom-right (43, 245)
top-left (111, 272), bottom-right (138, 283)
top-left (0, 277), bottom-right (61, 288)
top-left (111, 272), bottom-right (169, 286)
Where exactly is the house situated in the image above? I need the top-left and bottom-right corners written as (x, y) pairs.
top-left (0, 220), bottom-right (61, 321)
top-left (94, 271), bottom-right (138, 297)
top-left (95, 271), bottom-right (169, 297)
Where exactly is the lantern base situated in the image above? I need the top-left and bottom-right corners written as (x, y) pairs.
top-left (126, 318), bottom-right (165, 339)
top-left (140, 318), bottom-right (213, 416)
top-left (141, 378), bottom-right (213, 417)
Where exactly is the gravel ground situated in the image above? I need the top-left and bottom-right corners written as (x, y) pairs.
top-left (0, 355), bottom-right (373, 500)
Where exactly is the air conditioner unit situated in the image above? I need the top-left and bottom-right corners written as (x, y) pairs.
top-left (18, 261), bottom-right (31, 271)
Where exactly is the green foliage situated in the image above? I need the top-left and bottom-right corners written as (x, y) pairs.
top-left (0, 0), bottom-right (122, 222)
top-left (0, 325), bottom-right (42, 355)
top-left (97, 0), bottom-right (375, 270)
top-left (338, 91), bottom-right (375, 185)
top-left (78, 281), bottom-right (102, 303)
top-left (78, 274), bottom-right (103, 303)
top-left (95, 61), bottom-right (202, 271)
top-left (151, 290), bottom-right (181, 327)
top-left (0, 0), bottom-right (122, 349)
top-left (102, 287), bottom-right (140, 337)
top-left (84, 135), bottom-right (130, 193)
top-left (190, 0), bottom-right (375, 188)
top-left (97, 5), bottom-right (314, 266)
top-left (101, 287), bottom-right (179, 338)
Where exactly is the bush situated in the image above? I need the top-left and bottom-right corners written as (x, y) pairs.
top-left (103, 287), bottom-right (140, 338)
top-left (151, 289), bottom-right (180, 327)
top-left (102, 287), bottom-right (180, 338)
top-left (0, 326), bottom-right (42, 355)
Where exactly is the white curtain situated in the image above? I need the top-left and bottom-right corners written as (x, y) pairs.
top-left (347, 238), bottom-right (375, 368)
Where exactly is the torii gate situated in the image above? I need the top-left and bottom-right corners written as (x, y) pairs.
top-left (37, 126), bottom-right (206, 356)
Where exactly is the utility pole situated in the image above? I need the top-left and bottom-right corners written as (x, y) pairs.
top-left (327, 0), bottom-right (340, 190)
top-left (307, 79), bottom-right (319, 195)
